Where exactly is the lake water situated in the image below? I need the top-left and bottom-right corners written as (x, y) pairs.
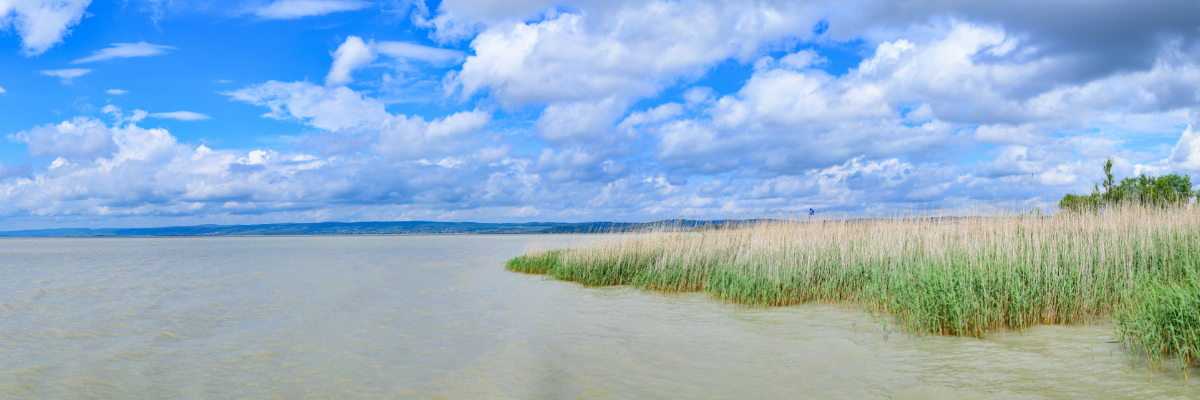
top-left (0, 235), bottom-right (1194, 399)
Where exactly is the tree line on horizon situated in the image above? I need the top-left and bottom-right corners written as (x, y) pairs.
top-left (1059, 158), bottom-right (1197, 212)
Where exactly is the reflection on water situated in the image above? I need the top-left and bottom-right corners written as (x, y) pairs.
top-left (0, 235), bottom-right (1194, 398)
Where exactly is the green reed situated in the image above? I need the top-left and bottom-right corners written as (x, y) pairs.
top-left (506, 205), bottom-right (1200, 370)
top-left (504, 249), bottom-right (563, 274)
top-left (1116, 278), bottom-right (1200, 372)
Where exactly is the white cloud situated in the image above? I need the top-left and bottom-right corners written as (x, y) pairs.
top-left (241, 149), bottom-right (275, 165)
top-left (631, 19), bottom-right (1200, 186)
top-left (451, 3), bottom-right (826, 107)
top-left (225, 81), bottom-right (389, 131)
top-left (71, 42), bottom-right (176, 64)
top-left (324, 37), bottom-right (465, 86)
top-left (973, 124), bottom-right (1043, 146)
top-left (536, 96), bottom-right (629, 145)
top-left (682, 87), bottom-right (714, 106)
top-left (535, 147), bottom-right (624, 183)
top-left (7, 117), bottom-right (117, 160)
top-left (0, 0), bottom-right (91, 56)
top-left (325, 36), bottom-right (376, 86)
top-left (647, 45), bottom-right (962, 175)
top-left (234, 33), bottom-right (489, 163)
top-left (39, 68), bottom-right (89, 84)
top-left (374, 41), bottom-right (464, 64)
top-left (1170, 124), bottom-right (1200, 172)
top-left (105, 89), bottom-right (128, 95)
top-left (444, 8), bottom-right (1200, 189)
top-left (149, 111), bottom-right (211, 121)
top-left (48, 157), bottom-right (68, 169)
top-left (8, 1), bottom-right (1200, 227)
top-left (0, 116), bottom-right (539, 225)
top-left (0, 85), bottom-right (5, 93)
top-left (778, 49), bottom-right (825, 70)
top-left (374, 110), bottom-right (490, 159)
top-left (0, 115), bottom-right (1102, 228)
top-left (253, 0), bottom-right (371, 19)
top-left (99, 105), bottom-right (148, 125)
top-left (228, 81), bottom-right (490, 160)
top-left (617, 103), bottom-right (683, 131)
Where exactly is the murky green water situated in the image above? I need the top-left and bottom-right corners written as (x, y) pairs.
top-left (0, 235), bottom-right (1194, 398)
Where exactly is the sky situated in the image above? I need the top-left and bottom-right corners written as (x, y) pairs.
top-left (1, 0), bottom-right (1199, 229)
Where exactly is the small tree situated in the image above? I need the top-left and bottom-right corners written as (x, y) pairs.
top-left (1102, 158), bottom-right (1116, 204)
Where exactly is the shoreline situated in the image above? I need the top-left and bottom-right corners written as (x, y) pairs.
top-left (506, 206), bottom-right (1200, 373)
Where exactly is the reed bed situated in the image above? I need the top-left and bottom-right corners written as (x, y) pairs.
top-left (507, 205), bottom-right (1200, 369)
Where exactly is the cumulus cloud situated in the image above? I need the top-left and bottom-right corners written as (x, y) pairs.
top-left (229, 81), bottom-right (489, 159)
top-left (149, 111), bottom-right (211, 121)
top-left (1170, 122), bottom-right (1200, 172)
top-left (450, 3), bottom-right (826, 107)
top-left (617, 103), bottom-right (683, 131)
top-left (536, 96), bottom-right (630, 145)
top-left (974, 124), bottom-right (1044, 146)
top-left (105, 89), bottom-right (128, 95)
top-left (628, 18), bottom-right (1200, 188)
top-left (254, 0), bottom-right (371, 19)
top-left (39, 68), bottom-right (89, 84)
top-left (0, 116), bottom-right (546, 224)
top-left (0, 115), bottom-right (1103, 227)
top-left (437, 1), bottom-right (1200, 123)
top-left (8, 0), bottom-right (1200, 227)
top-left (374, 110), bottom-right (490, 159)
top-left (427, 3), bottom-right (1200, 211)
top-left (225, 80), bottom-right (388, 131)
top-left (647, 44), bottom-right (967, 175)
top-left (428, 0), bottom-right (1200, 86)
top-left (7, 117), bottom-right (118, 160)
top-left (825, 0), bottom-right (1200, 86)
top-left (0, 85), bottom-right (5, 93)
top-left (0, 0), bottom-right (91, 55)
top-left (72, 42), bottom-right (175, 64)
top-left (325, 36), bottom-right (376, 86)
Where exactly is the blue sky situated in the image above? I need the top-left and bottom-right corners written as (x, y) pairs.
top-left (1, 0), bottom-right (1199, 229)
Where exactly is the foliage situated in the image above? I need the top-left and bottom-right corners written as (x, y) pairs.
top-left (1116, 278), bottom-right (1200, 371)
top-left (1059, 157), bottom-right (1196, 212)
top-left (504, 250), bottom-right (563, 274)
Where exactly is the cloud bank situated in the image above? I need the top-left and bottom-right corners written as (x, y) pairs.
top-left (3, 0), bottom-right (1200, 228)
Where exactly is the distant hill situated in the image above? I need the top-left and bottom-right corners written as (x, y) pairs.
top-left (0, 220), bottom-right (749, 237)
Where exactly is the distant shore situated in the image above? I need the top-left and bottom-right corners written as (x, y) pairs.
top-left (0, 219), bottom-right (746, 238)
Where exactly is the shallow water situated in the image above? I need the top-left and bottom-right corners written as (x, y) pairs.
top-left (0, 235), bottom-right (1194, 399)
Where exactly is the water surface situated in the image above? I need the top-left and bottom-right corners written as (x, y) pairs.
top-left (0, 235), bottom-right (1193, 398)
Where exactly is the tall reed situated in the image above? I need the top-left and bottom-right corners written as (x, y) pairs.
top-left (507, 205), bottom-right (1200, 368)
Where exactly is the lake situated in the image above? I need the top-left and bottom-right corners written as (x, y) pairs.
top-left (0, 235), bottom-right (1194, 398)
